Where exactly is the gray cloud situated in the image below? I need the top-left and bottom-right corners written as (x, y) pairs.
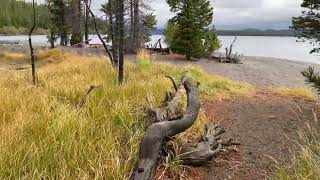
top-left (94, 0), bottom-right (304, 30)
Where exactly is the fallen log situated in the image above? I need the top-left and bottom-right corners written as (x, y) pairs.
top-left (131, 77), bottom-right (239, 180)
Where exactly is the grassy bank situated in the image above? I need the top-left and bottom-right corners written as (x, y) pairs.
top-left (0, 49), bottom-right (253, 179)
top-left (275, 113), bottom-right (320, 179)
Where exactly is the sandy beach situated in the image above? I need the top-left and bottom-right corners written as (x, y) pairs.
top-left (138, 53), bottom-right (320, 88)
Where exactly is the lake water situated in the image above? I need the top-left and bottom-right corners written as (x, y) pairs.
top-left (1, 35), bottom-right (319, 64)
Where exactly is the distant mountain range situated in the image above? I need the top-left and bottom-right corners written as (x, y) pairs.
top-left (151, 28), bottom-right (295, 37)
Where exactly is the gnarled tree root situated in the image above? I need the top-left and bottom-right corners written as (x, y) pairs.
top-left (180, 124), bottom-right (240, 166)
top-left (131, 77), bottom-right (239, 180)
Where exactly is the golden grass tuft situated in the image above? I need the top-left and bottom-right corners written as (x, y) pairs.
top-left (0, 51), bottom-right (26, 59)
top-left (273, 87), bottom-right (318, 101)
top-left (37, 48), bottom-right (65, 62)
top-left (0, 50), bottom-right (254, 179)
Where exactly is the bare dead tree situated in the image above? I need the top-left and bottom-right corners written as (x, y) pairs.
top-left (226, 36), bottom-right (237, 58)
top-left (84, 0), bottom-right (114, 65)
top-left (131, 77), bottom-right (239, 179)
top-left (29, 0), bottom-right (36, 85)
top-left (211, 36), bottom-right (242, 64)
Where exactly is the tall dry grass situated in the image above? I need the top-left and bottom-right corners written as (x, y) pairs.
top-left (275, 111), bottom-right (320, 179)
top-left (0, 49), bottom-right (253, 179)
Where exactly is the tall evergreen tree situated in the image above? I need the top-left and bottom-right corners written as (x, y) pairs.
top-left (292, 0), bottom-right (320, 54)
top-left (48, 0), bottom-right (69, 46)
top-left (101, 0), bottom-right (156, 53)
top-left (166, 0), bottom-right (217, 60)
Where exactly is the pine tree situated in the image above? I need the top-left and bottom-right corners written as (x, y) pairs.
top-left (101, 0), bottom-right (156, 53)
top-left (166, 0), bottom-right (218, 60)
top-left (47, 0), bottom-right (69, 46)
top-left (292, 0), bottom-right (320, 54)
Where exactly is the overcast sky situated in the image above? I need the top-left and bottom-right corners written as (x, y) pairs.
top-left (94, 0), bottom-right (303, 30)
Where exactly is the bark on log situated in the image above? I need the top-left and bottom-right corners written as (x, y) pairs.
top-left (131, 78), bottom-right (200, 180)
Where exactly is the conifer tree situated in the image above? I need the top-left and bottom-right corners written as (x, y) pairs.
top-left (166, 0), bottom-right (219, 60)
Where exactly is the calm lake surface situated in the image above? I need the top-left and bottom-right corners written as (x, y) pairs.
top-left (1, 35), bottom-right (319, 64)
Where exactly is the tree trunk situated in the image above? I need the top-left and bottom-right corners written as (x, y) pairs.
top-left (29, 0), bottom-right (36, 85)
top-left (60, 33), bottom-right (67, 46)
top-left (50, 31), bottom-right (55, 49)
top-left (118, 0), bottom-right (124, 84)
top-left (133, 0), bottom-right (140, 52)
top-left (113, 0), bottom-right (120, 67)
top-left (70, 0), bottom-right (83, 46)
top-left (108, 0), bottom-right (115, 55)
top-left (130, 0), bottom-right (134, 41)
top-left (186, 52), bottom-right (191, 61)
top-left (84, 0), bottom-right (90, 44)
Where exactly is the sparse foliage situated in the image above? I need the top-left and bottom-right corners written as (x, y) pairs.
top-left (292, 0), bottom-right (320, 54)
top-left (302, 66), bottom-right (320, 92)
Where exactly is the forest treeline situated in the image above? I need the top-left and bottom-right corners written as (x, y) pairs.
top-left (0, 0), bottom-right (107, 35)
top-left (0, 0), bottom-right (50, 34)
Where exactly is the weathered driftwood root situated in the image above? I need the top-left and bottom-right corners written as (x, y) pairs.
top-left (180, 124), bottom-right (240, 166)
top-left (131, 77), bottom-right (200, 180)
top-left (131, 76), bottom-right (239, 180)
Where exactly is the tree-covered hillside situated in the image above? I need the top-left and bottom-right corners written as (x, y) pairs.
top-left (0, 0), bottom-right (50, 34)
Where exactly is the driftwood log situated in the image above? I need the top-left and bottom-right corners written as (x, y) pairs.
top-left (131, 77), bottom-right (239, 180)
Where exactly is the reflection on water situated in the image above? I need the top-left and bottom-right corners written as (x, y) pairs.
top-left (0, 34), bottom-right (319, 63)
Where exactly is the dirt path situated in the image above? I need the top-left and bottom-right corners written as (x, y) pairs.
top-left (202, 90), bottom-right (318, 179)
